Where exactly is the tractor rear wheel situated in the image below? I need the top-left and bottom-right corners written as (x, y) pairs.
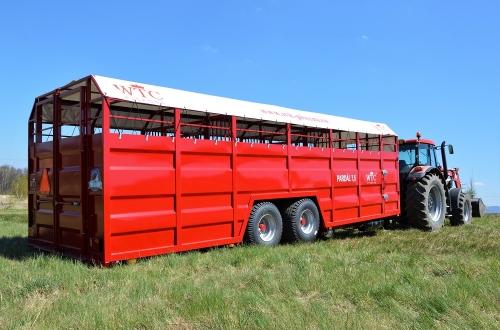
top-left (405, 173), bottom-right (446, 231)
top-left (450, 192), bottom-right (472, 226)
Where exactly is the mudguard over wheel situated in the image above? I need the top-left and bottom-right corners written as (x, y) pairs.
top-left (244, 202), bottom-right (283, 246)
top-left (450, 192), bottom-right (472, 226)
top-left (405, 173), bottom-right (446, 231)
top-left (282, 199), bottom-right (320, 242)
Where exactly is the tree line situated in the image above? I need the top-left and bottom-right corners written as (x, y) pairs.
top-left (0, 165), bottom-right (28, 201)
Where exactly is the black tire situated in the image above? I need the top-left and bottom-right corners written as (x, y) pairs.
top-left (450, 192), bottom-right (472, 226)
top-left (282, 199), bottom-right (320, 242)
top-left (244, 202), bottom-right (283, 246)
top-left (405, 173), bottom-right (446, 231)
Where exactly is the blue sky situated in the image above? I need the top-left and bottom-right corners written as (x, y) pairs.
top-left (1, 1), bottom-right (499, 206)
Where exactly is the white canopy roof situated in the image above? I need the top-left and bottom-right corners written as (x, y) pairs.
top-left (92, 75), bottom-right (396, 136)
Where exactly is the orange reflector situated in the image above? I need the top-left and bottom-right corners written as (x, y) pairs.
top-left (40, 168), bottom-right (50, 194)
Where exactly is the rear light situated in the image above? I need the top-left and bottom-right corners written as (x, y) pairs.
top-left (414, 166), bottom-right (423, 172)
top-left (90, 237), bottom-right (102, 252)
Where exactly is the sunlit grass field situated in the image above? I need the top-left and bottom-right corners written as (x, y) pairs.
top-left (1, 209), bottom-right (499, 329)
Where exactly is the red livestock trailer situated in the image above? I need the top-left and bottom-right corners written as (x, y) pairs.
top-left (28, 75), bottom-right (399, 265)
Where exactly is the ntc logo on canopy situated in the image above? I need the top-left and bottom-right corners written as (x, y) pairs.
top-left (112, 83), bottom-right (163, 104)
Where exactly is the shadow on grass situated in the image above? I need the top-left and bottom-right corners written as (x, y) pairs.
top-left (0, 235), bottom-right (42, 261)
top-left (382, 222), bottom-right (413, 232)
top-left (330, 228), bottom-right (379, 240)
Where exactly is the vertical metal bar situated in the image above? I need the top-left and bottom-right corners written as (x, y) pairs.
top-left (231, 116), bottom-right (237, 237)
top-left (85, 80), bottom-right (94, 244)
top-left (379, 134), bottom-right (385, 215)
top-left (329, 129), bottom-right (334, 224)
top-left (161, 110), bottom-right (165, 136)
top-left (32, 104), bottom-right (43, 236)
top-left (356, 132), bottom-right (361, 218)
top-left (79, 85), bottom-right (88, 254)
top-left (53, 89), bottom-right (61, 249)
top-left (287, 123), bottom-right (292, 193)
top-left (28, 115), bottom-right (34, 229)
top-left (174, 108), bottom-right (182, 246)
top-left (102, 96), bottom-right (111, 263)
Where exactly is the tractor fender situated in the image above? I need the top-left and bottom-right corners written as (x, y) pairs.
top-left (449, 187), bottom-right (462, 211)
top-left (406, 166), bottom-right (441, 181)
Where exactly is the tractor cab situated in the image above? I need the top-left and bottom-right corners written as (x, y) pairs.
top-left (398, 137), bottom-right (439, 177)
top-left (398, 132), bottom-right (454, 182)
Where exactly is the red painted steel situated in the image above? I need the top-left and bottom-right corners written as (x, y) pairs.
top-left (28, 76), bottom-right (400, 265)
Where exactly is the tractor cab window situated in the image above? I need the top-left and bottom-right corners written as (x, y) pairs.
top-left (418, 143), bottom-right (437, 167)
top-left (399, 143), bottom-right (437, 167)
top-left (398, 143), bottom-right (415, 169)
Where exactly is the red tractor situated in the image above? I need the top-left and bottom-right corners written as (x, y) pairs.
top-left (397, 132), bottom-right (483, 230)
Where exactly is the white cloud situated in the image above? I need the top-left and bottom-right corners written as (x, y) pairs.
top-left (255, 7), bottom-right (264, 11)
top-left (202, 45), bottom-right (218, 53)
top-left (357, 36), bottom-right (370, 43)
top-left (474, 182), bottom-right (485, 186)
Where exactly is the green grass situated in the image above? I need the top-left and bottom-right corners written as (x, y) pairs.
top-left (1, 209), bottom-right (500, 329)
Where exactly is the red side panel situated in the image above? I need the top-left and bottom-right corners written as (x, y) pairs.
top-left (332, 149), bottom-right (359, 223)
top-left (236, 142), bottom-right (289, 222)
top-left (289, 146), bottom-right (332, 222)
top-left (105, 134), bottom-right (177, 260)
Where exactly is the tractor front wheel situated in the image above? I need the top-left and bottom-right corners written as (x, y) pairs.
top-left (450, 192), bottom-right (472, 226)
top-left (405, 173), bottom-right (446, 231)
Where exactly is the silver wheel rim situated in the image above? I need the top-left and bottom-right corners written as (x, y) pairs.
top-left (428, 185), bottom-right (443, 222)
top-left (258, 214), bottom-right (277, 242)
top-left (299, 209), bottom-right (315, 235)
top-left (464, 200), bottom-right (471, 223)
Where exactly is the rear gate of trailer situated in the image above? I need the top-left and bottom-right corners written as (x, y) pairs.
top-left (28, 78), bottom-right (104, 261)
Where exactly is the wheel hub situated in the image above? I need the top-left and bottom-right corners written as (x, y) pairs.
top-left (428, 195), bottom-right (434, 211)
top-left (258, 214), bottom-right (276, 242)
top-left (299, 210), bottom-right (315, 234)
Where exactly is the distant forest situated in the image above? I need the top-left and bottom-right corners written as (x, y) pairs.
top-left (0, 165), bottom-right (28, 200)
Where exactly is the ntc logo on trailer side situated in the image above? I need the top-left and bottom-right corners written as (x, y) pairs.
top-left (366, 172), bottom-right (377, 184)
top-left (112, 83), bottom-right (163, 104)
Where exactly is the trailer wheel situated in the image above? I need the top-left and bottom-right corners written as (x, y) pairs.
top-left (450, 192), bottom-right (472, 226)
top-left (282, 199), bottom-right (320, 242)
top-left (405, 173), bottom-right (446, 231)
top-left (244, 202), bottom-right (283, 246)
